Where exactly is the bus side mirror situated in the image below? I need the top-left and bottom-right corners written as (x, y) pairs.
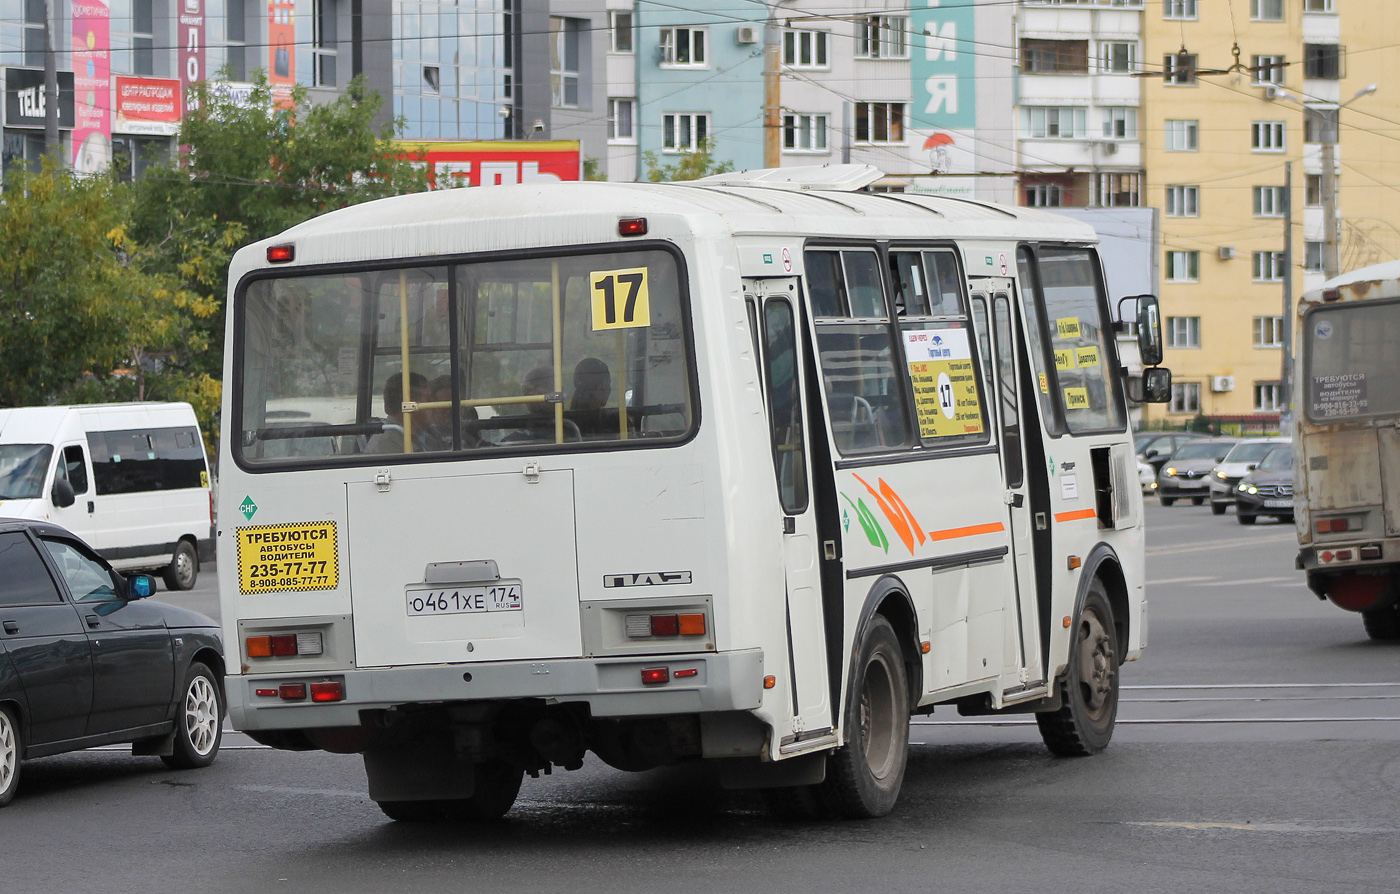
top-left (51, 478), bottom-right (75, 508)
top-left (1127, 368), bottom-right (1173, 404)
top-left (1136, 295), bottom-right (1164, 367)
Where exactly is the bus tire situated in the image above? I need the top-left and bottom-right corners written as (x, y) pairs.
top-left (1037, 582), bottom-right (1119, 757)
top-left (819, 616), bottom-right (909, 819)
top-left (1362, 603), bottom-right (1400, 641)
top-left (439, 761), bottom-right (523, 822)
top-left (163, 540), bottom-right (199, 591)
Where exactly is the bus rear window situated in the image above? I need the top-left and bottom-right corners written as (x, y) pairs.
top-left (236, 248), bottom-right (694, 465)
top-left (1304, 299), bottom-right (1400, 421)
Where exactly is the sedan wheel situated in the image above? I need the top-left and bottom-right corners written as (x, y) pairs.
top-left (163, 662), bottom-right (222, 770)
top-left (0, 705), bottom-right (21, 807)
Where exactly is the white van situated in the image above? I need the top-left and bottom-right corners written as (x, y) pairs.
top-left (0, 402), bottom-right (214, 589)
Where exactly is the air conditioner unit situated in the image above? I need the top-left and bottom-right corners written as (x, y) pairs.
top-left (1101, 141), bottom-right (1118, 155)
top-left (736, 25), bottom-right (760, 45)
top-left (1218, 246), bottom-right (1236, 260)
top-left (1211, 375), bottom-right (1236, 393)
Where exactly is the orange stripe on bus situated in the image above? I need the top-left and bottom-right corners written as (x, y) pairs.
top-left (926, 522), bottom-right (1006, 541)
top-left (1054, 508), bottom-right (1098, 523)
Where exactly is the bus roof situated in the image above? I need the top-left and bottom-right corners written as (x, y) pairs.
top-left (233, 171), bottom-right (1099, 275)
top-left (1304, 259), bottom-right (1400, 303)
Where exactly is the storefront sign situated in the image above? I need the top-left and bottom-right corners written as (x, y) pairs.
top-left (177, 0), bottom-right (205, 116)
top-left (114, 76), bottom-right (181, 136)
top-left (393, 140), bottom-right (582, 187)
top-left (4, 67), bottom-right (76, 129)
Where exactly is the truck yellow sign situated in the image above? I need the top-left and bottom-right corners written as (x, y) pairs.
top-left (237, 521), bottom-right (339, 594)
top-left (904, 328), bottom-right (984, 439)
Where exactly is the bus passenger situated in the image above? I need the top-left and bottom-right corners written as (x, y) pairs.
top-left (570, 358), bottom-right (612, 437)
top-left (365, 372), bottom-right (428, 454)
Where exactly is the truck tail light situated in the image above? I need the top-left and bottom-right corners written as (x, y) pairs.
top-left (310, 681), bottom-right (344, 702)
top-left (279, 683), bottom-right (306, 700)
top-left (640, 667), bottom-right (669, 685)
top-left (626, 612), bottom-right (708, 638)
top-left (246, 631), bottom-right (324, 659)
top-left (1316, 518), bottom-right (1351, 533)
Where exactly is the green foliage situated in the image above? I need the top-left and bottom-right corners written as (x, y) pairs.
top-left (642, 140), bottom-right (735, 182)
top-left (582, 156), bottom-right (607, 181)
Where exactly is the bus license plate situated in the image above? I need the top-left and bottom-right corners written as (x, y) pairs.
top-left (406, 583), bottom-right (523, 617)
top-left (1263, 499), bottom-right (1292, 509)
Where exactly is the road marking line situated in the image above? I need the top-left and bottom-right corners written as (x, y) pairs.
top-left (1198, 576), bottom-right (1300, 587)
top-left (912, 717), bottom-right (1400, 726)
top-left (1147, 533), bottom-right (1296, 555)
top-left (238, 784), bottom-right (368, 798)
top-left (1148, 576), bottom-right (1215, 585)
top-left (1124, 821), bottom-right (1398, 834)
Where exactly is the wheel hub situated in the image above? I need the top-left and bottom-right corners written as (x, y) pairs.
top-left (185, 677), bottom-right (219, 756)
top-left (1077, 611), bottom-right (1117, 715)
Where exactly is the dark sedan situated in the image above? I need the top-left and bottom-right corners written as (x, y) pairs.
top-left (1235, 444), bottom-right (1296, 525)
top-left (0, 519), bottom-right (224, 807)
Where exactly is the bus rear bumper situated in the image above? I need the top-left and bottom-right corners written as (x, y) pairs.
top-left (227, 648), bottom-right (767, 731)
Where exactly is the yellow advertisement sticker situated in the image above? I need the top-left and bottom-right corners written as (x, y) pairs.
top-left (1075, 345), bottom-right (1100, 368)
top-left (590, 266), bottom-right (651, 331)
top-left (1054, 349), bottom-right (1074, 371)
top-left (237, 521), bottom-right (339, 594)
top-left (1039, 373), bottom-right (1050, 394)
top-left (199, 470), bottom-right (210, 488)
top-left (903, 328), bottom-right (985, 438)
top-left (1063, 387), bottom-right (1091, 410)
top-left (1056, 317), bottom-right (1082, 339)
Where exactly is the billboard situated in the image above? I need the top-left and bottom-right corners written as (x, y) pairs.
top-left (71, 0), bottom-right (111, 173)
top-left (4, 67), bottom-right (76, 130)
top-left (114, 76), bottom-right (181, 136)
top-left (909, 0), bottom-right (978, 182)
top-left (177, 0), bottom-right (205, 116)
top-left (393, 141), bottom-right (582, 187)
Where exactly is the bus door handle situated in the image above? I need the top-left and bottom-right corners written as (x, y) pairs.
top-left (783, 516), bottom-right (796, 534)
top-left (87, 501), bottom-right (95, 513)
top-left (1035, 512), bottom-right (1048, 531)
top-left (1004, 491), bottom-right (1024, 509)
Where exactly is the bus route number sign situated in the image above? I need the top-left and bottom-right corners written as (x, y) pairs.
top-left (236, 521), bottom-right (339, 594)
top-left (591, 266), bottom-right (651, 330)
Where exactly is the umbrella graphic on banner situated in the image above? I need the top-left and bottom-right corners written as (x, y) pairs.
top-left (923, 133), bottom-right (954, 174)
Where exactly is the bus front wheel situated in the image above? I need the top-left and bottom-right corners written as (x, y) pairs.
top-left (1037, 582), bottom-right (1119, 757)
top-left (820, 616), bottom-right (910, 818)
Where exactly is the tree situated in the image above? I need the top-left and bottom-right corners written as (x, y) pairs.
top-left (642, 139), bottom-right (735, 182)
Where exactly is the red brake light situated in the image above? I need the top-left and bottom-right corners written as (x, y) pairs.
top-left (618, 218), bottom-right (648, 237)
top-left (269, 634), bottom-right (298, 656)
top-left (1316, 518), bottom-right (1350, 533)
top-left (267, 244), bottom-right (295, 263)
top-left (640, 667), bottom-right (669, 685)
top-left (310, 681), bottom-right (344, 702)
top-left (278, 683), bottom-right (306, 700)
top-left (650, 614), bottom-right (680, 636)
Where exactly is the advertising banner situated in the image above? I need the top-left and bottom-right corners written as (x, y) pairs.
top-left (268, 0), bottom-right (296, 106)
top-left (392, 140), bottom-right (582, 187)
top-left (71, 0), bottom-right (111, 172)
top-left (909, 0), bottom-right (978, 192)
top-left (177, 0), bottom-right (205, 116)
top-left (4, 67), bottom-right (76, 130)
top-left (114, 76), bottom-right (181, 136)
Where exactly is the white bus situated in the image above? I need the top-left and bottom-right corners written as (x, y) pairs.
top-left (1295, 261), bottom-right (1400, 640)
top-left (217, 166), bottom-right (1170, 821)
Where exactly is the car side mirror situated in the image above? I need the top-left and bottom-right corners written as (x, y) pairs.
top-left (1128, 367), bottom-right (1173, 404)
top-left (1247, 463), bottom-right (1259, 471)
top-left (1144, 448), bottom-right (1159, 458)
top-left (52, 478), bottom-right (75, 509)
top-left (125, 574), bottom-right (156, 600)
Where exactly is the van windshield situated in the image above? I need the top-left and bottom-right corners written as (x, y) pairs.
top-left (0, 444), bottom-right (54, 499)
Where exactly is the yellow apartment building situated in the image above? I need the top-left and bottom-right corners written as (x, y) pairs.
top-left (1140, 0), bottom-right (1400, 431)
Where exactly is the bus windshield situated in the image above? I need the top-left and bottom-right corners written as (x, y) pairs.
top-left (1305, 298), bottom-right (1400, 421)
top-left (0, 444), bottom-right (54, 499)
top-left (236, 248), bottom-right (694, 465)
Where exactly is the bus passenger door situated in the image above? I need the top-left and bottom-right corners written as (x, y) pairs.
top-left (755, 282), bottom-right (833, 734)
top-left (979, 282), bottom-right (1045, 687)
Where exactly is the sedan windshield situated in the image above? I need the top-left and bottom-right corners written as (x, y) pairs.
top-left (1259, 445), bottom-right (1293, 472)
top-left (1173, 441), bottom-right (1234, 462)
top-left (1224, 441), bottom-right (1281, 464)
top-left (0, 444), bottom-right (54, 500)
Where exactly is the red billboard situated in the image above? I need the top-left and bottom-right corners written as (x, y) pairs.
top-left (393, 140), bottom-right (581, 188)
top-left (114, 76), bottom-right (181, 135)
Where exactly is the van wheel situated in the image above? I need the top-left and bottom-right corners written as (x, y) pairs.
top-left (1037, 582), bottom-right (1119, 757)
top-left (163, 541), bottom-right (198, 591)
top-left (818, 616), bottom-right (909, 818)
top-left (0, 705), bottom-right (21, 807)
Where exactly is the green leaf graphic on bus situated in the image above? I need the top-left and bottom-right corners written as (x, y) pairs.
top-left (841, 493), bottom-right (889, 553)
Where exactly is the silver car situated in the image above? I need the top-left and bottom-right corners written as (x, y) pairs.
top-left (1157, 439), bottom-right (1238, 506)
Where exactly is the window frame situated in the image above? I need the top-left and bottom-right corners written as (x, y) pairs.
top-left (782, 112), bottom-right (829, 153)
top-left (1163, 0), bottom-right (1198, 20)
top-left (1253, 315), bottom-right (1283, 348)
top-left (607, 97), bottom-right (636, 144)
top-left (1101, 106), bottom-right (1138, 140)
top-left (1168, 382), bottom-right (1201, 415)
top-left (662, 112), bottom-right (711, 153)
top-left (659, 26), bottom-right (708, 68)
top-left (783, 29), bottom-right (829, 69)
top-left (609, 10), bottom-right (633, 54)
top-left (1304, 43), bottom-right (1344, 79)
top-left (1253, 185), bottom-right (1286, 218)
top-left (1164, 185), bottom-right (1199, 218)
top-left (1253, 382), bottom-right (1283, 412)
top-left (1251, 54), bottom-right (1285, 86)
top-left (1023, 106), bottom-right (1088, 140)
top-left (854, 15), bottom-right (909, 60)
top-left (1164, 52), bottom-right (1198, 85)
top-left (1098, 40), bottom-right (1138, 74)
top-left (1167, 315), bottom-right (1201, 349)
top-left (853, 101), bottom-right (905, 145)
top-left (1250, 0), bottom-right (1284, 22)
top-left (1164, 119), bottom-right (1199, 151)
top-left (1165, 251), bottom-right (1200, 283)
top-left (1251, 121), bottom-right (1286, 152)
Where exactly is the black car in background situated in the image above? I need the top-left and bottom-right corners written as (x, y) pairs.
top-left (0, 519), bottom-right (224, 807)
top-left (1235, 445), bottom-right (1296, 525)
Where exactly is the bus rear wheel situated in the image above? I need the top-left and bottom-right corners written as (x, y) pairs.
top-left (1037, 582), bottom-right (1119, 757)
top-left (819, 616), bottom-right (909, 819)
top-left (1362, 603), bottom-right (1400, 641)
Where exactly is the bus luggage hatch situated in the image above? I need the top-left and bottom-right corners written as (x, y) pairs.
top-left (345, 469), bottom-right (582, 668)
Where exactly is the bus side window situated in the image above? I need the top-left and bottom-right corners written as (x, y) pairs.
top-left (1016, 247), bottom-right (1065, 435)
top-left (761, 299), bottom-right (807, 513)
top-left (804, 250), bottom-right (846, 317)
top-left (993, 295), bottom-right (1025, 488)
top-left (891, 252), bottom-right (929, 317)
top-left (971, 296), bottom-right (994, 408)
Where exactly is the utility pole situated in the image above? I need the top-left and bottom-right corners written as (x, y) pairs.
top-left (1320, 138), bottom-right (1339, 279)
top-left (762, 2), bottom-right (781, 168)
top-left (1280, 161), bottom-right (1294, 415)
top-left (43, 0), bottom-right (60, 160)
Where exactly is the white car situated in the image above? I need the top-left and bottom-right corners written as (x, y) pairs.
top-left (1138, 459), bottom-right (1157, 496)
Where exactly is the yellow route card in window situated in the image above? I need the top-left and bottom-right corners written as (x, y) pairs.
top-left (903, 328), bottom-right (985, 438)
top-left (1056, 317), bottom-right (1082, 339)
top-left (590, 267), bottom-right (650, 330)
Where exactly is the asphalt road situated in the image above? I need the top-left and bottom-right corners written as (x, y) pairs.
top-left (4, 503), bottom-right (1399, 893)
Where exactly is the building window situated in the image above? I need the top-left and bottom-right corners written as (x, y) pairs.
top-left (1305, 241), bottom-right (1325, 272)
top-left (1251, 54), bottom-right (1285, 86)
top-left (1096, 173), bottom-right (1141, 207)
top-left (1304, 43), bottom-right (1344, 79)
top-left (1024, 183), bottom-right (1065, 207)
top-left (21, 0), bottom-right (45, 67)
top-left (855, 16), bottom-right (908, 60)
top-left (783, 30), bottom-right (829, 69)
top-left (1102, 107), bottom-right (1138, 139)
top-left (610, 10), bottom-right (633, 53)
top-left (422, 66), bottom-right (440, 95)
top-left (312, 0), bottom-right (340, 87)
top-left (1023, 106), bottom-right (1088, 139)
top-left (1165, 185), bottom-right (1199, 217)
top-left (1167, 316), bottom-right (1201, 348)
top-left (1304, 107), bottom-right (1339, 143)
top-left (550, 17), bottom-right (581, 107)
top-left (1253, 316), bottom-right (1283, 347)
top-left (1250, 0), bottom-right (1283, 21)
top-left (662, 113), bottom-right (709, 153)
top-left (1252, 121), bottom-right (1286, 152)
top-left (1305, 174), bottom-right (1323, 206)
top-left (1164, 0), bottom-right (1198, 19)
top-left (1099, 41), bottom-right (1138, 73)
top-left (1253, 250), bottom-right (1286, 282)
top-left (226, 0), bottom-right (248, 79)
top-left (1166, 252), bottom-right (1199, 283)
top-left (133, 0), bottom-right (155, 75)
top-left (1305, 0), bottom-right (1335, 11)
top-left (607, 98), bottom-right (635, 143)
top-left (660, 27), bottom-right (707, 67)
top-left (1022, 39), bottom-right (1089, 74)
top-left (1170, 382), bottom-right (1201, 414)
top-left (783, 113), bottom-right (829, 152)
top-left (854, 102), bottom-right (904, 144)
top-left (1253, 382), bottom-right (1283, 412)
top-left (1164, 52), bottom-right (1197, 86)
top-left (1253, 185), bottom-right (1285, 217)
top-left (1165, 119), bottom-right (1199, 151)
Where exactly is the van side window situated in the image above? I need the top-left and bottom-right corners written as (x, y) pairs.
top-left (61, 445), bottom-right (89, 495)
top-left (89, 427), bottom-right (207, 495)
